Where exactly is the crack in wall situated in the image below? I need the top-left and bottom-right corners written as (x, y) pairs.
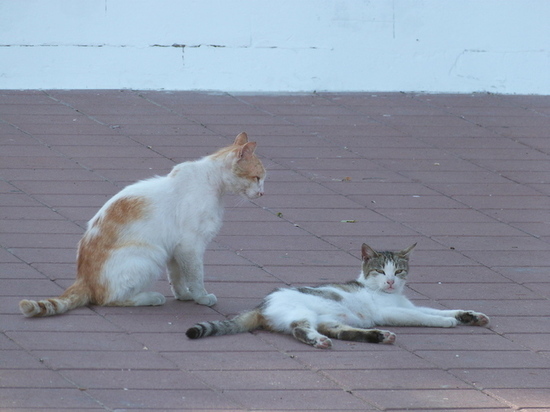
top-left (0, 43), bottom-right (329, 50)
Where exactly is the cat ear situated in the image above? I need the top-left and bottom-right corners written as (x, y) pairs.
top-left (361, 243), bottom-right (378, 261)
top-left (399, 243), bottom-right (417, 257)
top-left (234, 132), bottom-right (248, 146)
top-left (238, 141), bottom-right (257, 160)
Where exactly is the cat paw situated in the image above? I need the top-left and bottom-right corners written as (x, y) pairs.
top-left (457, 311), bottom-right (490, 326)
top-left (313, 336), bottom-right (333, 349)
top-left (149, 292), bottom-right (167, 306)
top-left (379, 330), bottom-right (396, 344)
top-left (195, 293), bottom-right (217, 307)
top-left (118, 292), bottom-right (166, 307)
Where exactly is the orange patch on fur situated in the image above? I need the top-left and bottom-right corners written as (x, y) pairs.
top-left (77, 196), bottom-right (150, 304)
top-left (103, 196), bottom-right (149, 225)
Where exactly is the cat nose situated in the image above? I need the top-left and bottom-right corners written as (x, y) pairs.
top-left (386, 279), bottom-right (395, 286)
top-left (258, 191), bottom-right (264, 197)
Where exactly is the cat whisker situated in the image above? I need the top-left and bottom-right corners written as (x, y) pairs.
top-left (234, 197), bottom-right (249, 207)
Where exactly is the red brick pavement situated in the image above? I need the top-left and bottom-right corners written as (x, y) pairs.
top-left (1, 90), bottom-right (549, 411)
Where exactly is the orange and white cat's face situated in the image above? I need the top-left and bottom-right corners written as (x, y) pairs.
top-left (214, 132), bottom-right (266, 199)
top-left (232, 141), bottom-right (266, 199)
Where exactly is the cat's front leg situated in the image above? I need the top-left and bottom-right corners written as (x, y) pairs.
top-left (418, 307), bottom-right (490, 327)
top-left (380, 308), bottom-right (459, 327)
top-left (167, 258), bottom-right (194, 301)
top-left (172, 247), bottom-right (217, 306)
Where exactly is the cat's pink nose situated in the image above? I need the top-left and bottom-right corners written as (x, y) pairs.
top-left (386, 279), bottom-right (395, 286)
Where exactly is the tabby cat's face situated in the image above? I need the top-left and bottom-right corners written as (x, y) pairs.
top-left (360, 243), bottom-right (416, 294)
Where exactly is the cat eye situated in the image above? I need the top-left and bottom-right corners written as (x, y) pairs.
top-left (395, 269), bottom-right (407, 277)
top-left (374, 269), bottom-right (385, 275)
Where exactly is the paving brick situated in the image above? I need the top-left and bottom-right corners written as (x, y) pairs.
top-left (32, 349), bottom-right (178, 370)
top-left (13, 180), bottom-right (117, 196)
top-left (396, 332), bottom-right (523, 352)
top-left (0, 262), bottom-right (46, 279)
top-left (291, 346), bottom-right (434, 370)
top-left (409, 265), bottom-right (511, 284)
top-left (355, 388), bottom-right (505, 410)
top-left (238, 250), bottom-right (359, 269)
top-left (85, 388), bottom-right (241, 410)
top-left (132, 330), bottom-right (272, 352)
top-left (6, 331), bottom-right (146, 351)
top-left (504, 218), bottom-right (550, 237)
top-left (194, 369), bottom-right (337, 390)
top-left (487, 316), bottom-right (550, 334)
top-left (408, 282), bottom-right (538, 301)
top-left (2, 279), bottom-right (65, 297)
top-left (463, 250), bottom-right (550, 267)
top-left (485, 389), bottom-right (550, 409)
top-left (416, 350), bottom-right (550, 370)
top-left (431, 235), bottom-right (547, 251)
top-left (326, 369), bottom-right (471, 390)
top-left (223, 389), bottom-right (377, 410)
top-left (0, 388), bottom-right (101, 409)
top-left (0, 349), bottom-right (51, 369)
top-left (0, 369), bottom-right (73, 388)
top-left (440, 299), bottom-right (550, 317)
top-left (428, 181), bottom-right (540, 196)
top-left (273, 207), bottom-right (390, 224)
top-left (0, 206), bottom-right (66, 221)
top-left (408, 221), bottom-right (530, 237)
top-left (450, 368), bottom-right (550, 389)
top-left (164, 350), bottom-right (304, 371)
top-left (216, 234), bottom-right (337, 252)
top-left (60, 369), bottom-right (210, 390)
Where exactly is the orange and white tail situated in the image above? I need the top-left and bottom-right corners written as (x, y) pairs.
top-left (19, 282), bottom-right (90, 317)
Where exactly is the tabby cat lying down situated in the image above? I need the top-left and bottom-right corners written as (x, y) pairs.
top-left (187, 243), bottom-right (490, 349)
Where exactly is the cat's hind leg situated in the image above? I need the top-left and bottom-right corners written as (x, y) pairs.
top-left (102, 247), bottom-right (167, 307)
top-left (290, 320), bottom-right (332, 349)
top-left (109, 291), bottom-right (166, 307)
top-left (318, 323), bottom-right (396, 344)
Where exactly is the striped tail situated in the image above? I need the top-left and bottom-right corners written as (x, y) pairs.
top-left (186, 309), bottom-right (264, 339)
top-left (19, 282), bottom-right (90, 317)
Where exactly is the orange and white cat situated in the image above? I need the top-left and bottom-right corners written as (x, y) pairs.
top-left (20, 133), bottom-right (266, 317)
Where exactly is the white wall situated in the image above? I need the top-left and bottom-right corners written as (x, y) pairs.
top-left (1, 0), bottom-right (549, 93)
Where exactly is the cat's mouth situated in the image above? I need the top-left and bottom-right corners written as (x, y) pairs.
top-left (245, 191), bottom-right (264, 199)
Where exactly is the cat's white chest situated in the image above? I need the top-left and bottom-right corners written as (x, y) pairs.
top-left (174, 196), bottom-right (223, 242)
top-left (196, 206), bottom-right (223, 240)
top-left (341, 289), bottom-right (403, 326)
